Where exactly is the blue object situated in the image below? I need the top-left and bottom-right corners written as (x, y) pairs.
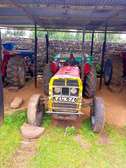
top-left (3, 42), bottom-right (34, 63)
top-left (104, 59), bottom-right (113, 85)
top-left (3, 42), bottom-right (15, 51)
top-left (17, 50), bottom-right (34, 63)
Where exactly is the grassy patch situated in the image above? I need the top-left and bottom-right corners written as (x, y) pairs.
top-left (0, 111), bottom-right (26, 168)
top-left (1, 113), bottom-right (126, 168)
top-left (30, 117), bottom-right (126, 168)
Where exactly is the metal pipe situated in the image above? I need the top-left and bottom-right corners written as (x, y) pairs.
top-left (0, 29), bottom-right (4, 125)
top-left (34, 23), bottom-right (38, 88)
top-left (45, 32), bottom-right (49, 64)
top-left (99, 26), bottom-right (107, 89)
top-left (90, 31), bottom-right (95, 56)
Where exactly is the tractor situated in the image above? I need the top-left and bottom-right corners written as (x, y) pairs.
top-left (1, 42), bottom-right (34, 87)
top-left (27, 53), bottom-right (105, 133)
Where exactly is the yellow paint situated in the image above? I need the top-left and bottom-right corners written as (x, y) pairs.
top-left (48, 76), bottom-right (83, 113)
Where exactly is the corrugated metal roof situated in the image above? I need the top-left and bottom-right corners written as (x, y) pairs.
top-left (0, 0), bottom-right (126, 31)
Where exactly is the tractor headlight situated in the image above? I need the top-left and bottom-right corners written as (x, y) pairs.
top-left (70, 88), bottom-right (78, 95)
top-left (53, 87), bottom-right (61, 94)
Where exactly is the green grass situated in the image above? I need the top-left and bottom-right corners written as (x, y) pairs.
top-left (1, 112), bottom-right (126, 168)
top-left (29, 116), bottom-right (126, 168)
top-left (0, 111), bottom-right (26, 168)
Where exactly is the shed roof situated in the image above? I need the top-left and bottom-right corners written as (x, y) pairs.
top-left (1, 0), bottom-right (126, 31)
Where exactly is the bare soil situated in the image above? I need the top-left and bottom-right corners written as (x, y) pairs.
top-left (4, 79), bottom-right (43, 114)
top-left (75, 134), bottom-right (91, 149)
top-left (4, 78), bottom-right (126, 127)
top-left (99, 131), bottom-right (112, 145)
top-left (7, 139), bottom-right (37, 168)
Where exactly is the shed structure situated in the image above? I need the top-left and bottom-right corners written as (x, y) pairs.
top-left (0, 0), bottom-right (126, 123)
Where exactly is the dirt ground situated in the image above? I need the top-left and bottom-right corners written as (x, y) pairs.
top-left (4, 78), bottom-right (126, 127)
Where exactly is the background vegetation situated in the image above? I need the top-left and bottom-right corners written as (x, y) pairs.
top-left (1, 28), bottom-right (126, 43)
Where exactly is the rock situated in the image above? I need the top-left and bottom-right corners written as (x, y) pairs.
top-left (8, 86), bottom-right (19, 92)
top-left (20, 123), bottom-right (45, 139)
top-left (10, 97), bottom-right (23, 109)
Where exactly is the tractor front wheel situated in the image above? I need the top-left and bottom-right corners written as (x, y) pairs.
top-left (27, 94), bottom-right (45, 126)
top-left (91, 97), bottom-right (105, 133)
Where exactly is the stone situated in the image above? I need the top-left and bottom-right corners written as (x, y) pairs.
top-left (10, 97), bottom-right (23, 109)
top-left (20, 123), bottom-right (45, 139)
top-left (8, 86), bottom-right (19, 92)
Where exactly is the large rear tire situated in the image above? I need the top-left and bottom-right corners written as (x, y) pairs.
top-left (91, 97), bottom-right (105, 133)
top-left (27, 94), bottom-right (45, 126)
top-left (83, 67), bottom-right (97, 98)
top-left (43, 64), bottom-right (53, 95)
top-left (6, 56), bottom-right (26, 88)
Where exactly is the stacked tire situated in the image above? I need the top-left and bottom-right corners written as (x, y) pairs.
top-left (6, 56), bottom-right (26, 88)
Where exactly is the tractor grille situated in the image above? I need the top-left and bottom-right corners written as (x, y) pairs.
top-left (53, 79), bottom-right (78, 87)
top-left (53, 79), bottom-right (65, 86)
top-left (53, 103), bottom-right (77, 112)
top-left (67, 80), bottom-right (78, 86)
top-left (52, 79), bottom-right (79, 113)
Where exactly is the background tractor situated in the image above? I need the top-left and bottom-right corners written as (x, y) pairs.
top-left (27, 53), bottom-right (105, 133)
top-left (1, 42), bottom-right (34, 88)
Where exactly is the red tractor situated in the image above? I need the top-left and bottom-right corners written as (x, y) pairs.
top-left (1, 42), bottom-right (34, 88)
top-left (27, 53), bottom-right (105, 133)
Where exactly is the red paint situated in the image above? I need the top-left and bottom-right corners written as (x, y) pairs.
top-left (50, 62), bottom-right (59, 74)
top-left (55, 66), bottom-right (80, 78)
top-left (1, 51), bottom-right (11, 77)
top-left (84, 63), bottom-right (91, 75)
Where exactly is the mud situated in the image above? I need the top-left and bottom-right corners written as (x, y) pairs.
top-left (4, 79), bottom-right (126, 127)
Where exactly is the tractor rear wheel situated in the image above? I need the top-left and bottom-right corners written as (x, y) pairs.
top-left (91, 97), bottom-right (105, 133)
top-left (43, 64), bottom-right (53, 95)
top-left (27, 94), bottom-right (45, 126)
top-left (6, 56), bottom-right (26, 88)
top-left (83, 67), bottom-right (97, 98)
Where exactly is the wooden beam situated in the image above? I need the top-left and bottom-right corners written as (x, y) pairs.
top-left (34, 23), bottom-right (38, 88)
top-left (99, 26), bottom-right (107, 90)
top-left (0, 29), bottom-right (4, 125)
top-left (81, 29), bottom-right (86, 81)
top-left (45, 33), bottom-right (49, 64)
top-left (90, 30), bottom-right (95, 56)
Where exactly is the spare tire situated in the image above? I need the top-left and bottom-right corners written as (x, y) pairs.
top-left (6, 56), bottom-right (26, 88)
top-left (27, 94), bottom-right (45, 126)
top-left (104, 59), bottom-right (113, 85)
top-left (91, 97), bottom-right (105, 133)
top-left (43, 64), bottom-right (53, 95)
top-left (83, 66), bottom-right (97, 98)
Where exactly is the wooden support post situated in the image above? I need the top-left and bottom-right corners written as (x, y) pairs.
top-left (45, 33), bottom-right (49, 64)
top-left (81, 29), bottom-right (86, 81)
top-left (0, 29), bottom-right (4, 125)
top-left (99, 27), bottom-right (107, 89)
top-left (90, 31), bottom-right (95, 56)
top-left (34, 24), bottom-right (38, 88)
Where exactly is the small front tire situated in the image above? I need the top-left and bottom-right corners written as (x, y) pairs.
top-left (91, 97), bottom-right (105, 133)
top-left (27, 94), bottom-right (45, 126)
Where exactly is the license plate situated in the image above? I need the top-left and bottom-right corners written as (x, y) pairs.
top-left (53, 97), bottom-right (77, 103)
